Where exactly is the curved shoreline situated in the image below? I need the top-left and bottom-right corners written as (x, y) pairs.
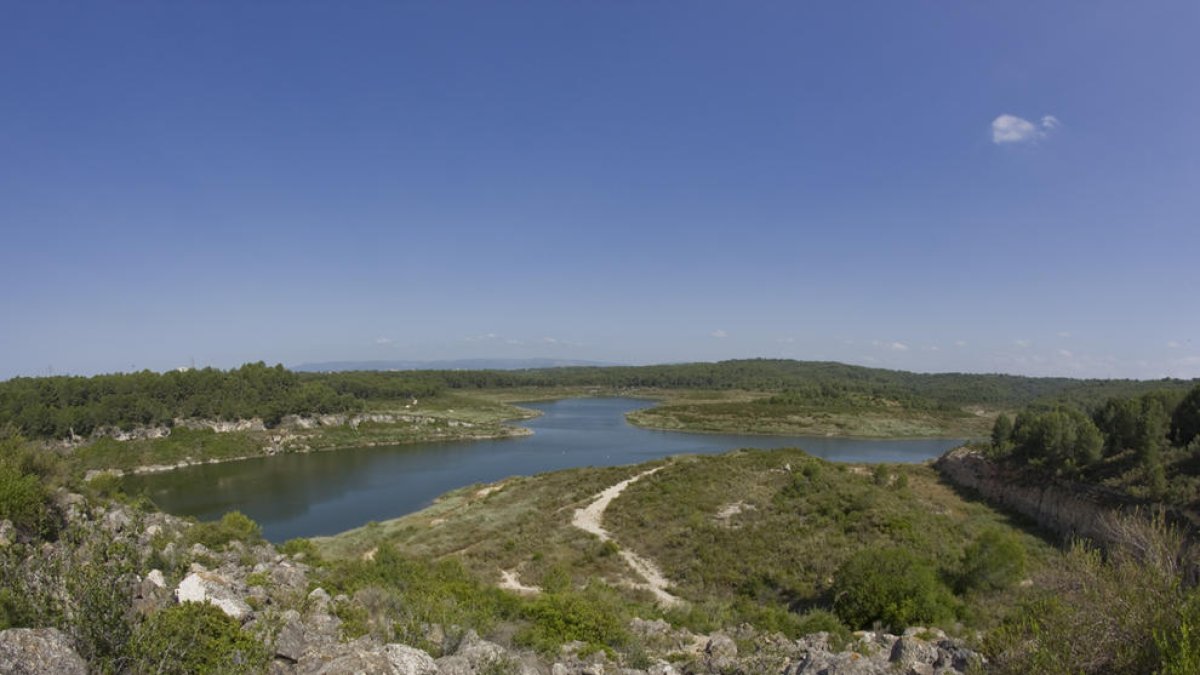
top-left (73, 395), bottom-right (977, 483)
top-left (625, 409), bottom-right (986, 441)
top-left (90, 424), bottom-right (533, 481)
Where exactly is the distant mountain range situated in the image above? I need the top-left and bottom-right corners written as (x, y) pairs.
top-left (292, 358), bottom-right (620, 372)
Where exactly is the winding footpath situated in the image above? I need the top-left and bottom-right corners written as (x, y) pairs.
top-left (571, 466), bottom-right (684, 607)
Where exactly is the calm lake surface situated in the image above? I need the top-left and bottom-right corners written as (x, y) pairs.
top-left (125, 398), bottom-right (964, 541)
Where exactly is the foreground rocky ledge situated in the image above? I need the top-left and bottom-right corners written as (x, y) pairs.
top-left (0, 492), bottom-right (982, 674)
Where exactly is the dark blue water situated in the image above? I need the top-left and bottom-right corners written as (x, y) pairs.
top-left (125, 398), bottom-right (963, 541)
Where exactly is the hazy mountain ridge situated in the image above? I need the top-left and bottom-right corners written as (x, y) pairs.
top-left (293, 358), bottom-right (620, 372)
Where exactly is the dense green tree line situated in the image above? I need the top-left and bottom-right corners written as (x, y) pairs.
top-left (349, 359), bottom-right (1196, 409)
top-left (3, 358), bottom-right (1197, 440)
top-left (297, 370), bottom-right (446, 401)
top-left (0, 363), bottom-right (361, 438)
top-left (989, 384), bottom-right (1200, 499)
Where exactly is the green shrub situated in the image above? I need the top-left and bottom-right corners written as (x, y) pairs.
top-left (85, 472), bottom-right (126, 500)
top-left (984, 539), bottom-right (1178, 674)
top-left (832, 546), bottom-right (955, 630)
top-left (1157, 589), bottom-right (1200, 675)
top-left (0, 584), bottom-right (36, 631)
top-left (794, 608), bottom-right (848, 636)
top-left (959, 528), bottom-right (1027, 592)
top-left (516, 584), bottom-right (630, 655)
top-left (0, 462), bottom-right (55, 538)
top-left (279, 537), bottom-right (322, 562)
top-left (538, 564), bottom-right (572, 594)
top-left (185, 511), bottom-right (262, 550)
top-left (323, 546), bottom-right (520, 647)
top-left (872, 464), bottom-right (890, 486)
top-left (129, 602), bottom-right (269, 674)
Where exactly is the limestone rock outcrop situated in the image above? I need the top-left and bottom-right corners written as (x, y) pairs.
top-left (0, 628), bottom-right (87, 675)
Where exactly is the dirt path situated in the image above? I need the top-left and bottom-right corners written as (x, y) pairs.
top-left (571, 467), bottom-right (684, 607)
top-left (498, 569), bottom-right (541, 595)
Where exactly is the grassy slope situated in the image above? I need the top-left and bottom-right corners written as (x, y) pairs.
top-left (314, 462), bottom-right (665, 601)
top-left (315, 448), bottom-right (1059, 636)
top-left (605, 450), bottom-right (1053, 625)
top-left (624, 390), bottom-right (997, 439)
top-left (469, 386), bottom-right (995, 438)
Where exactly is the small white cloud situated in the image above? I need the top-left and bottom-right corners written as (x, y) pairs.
top-left (711, 330), bottom-right (729, 339)
top-left (954, 340), bottom-right (967, 348)
top-left (890, 342), bottom-right (909, 352)
top-left (1057, 331), bottom-right (1072, 338)
top-left (374, 337), bottom-right (393, 345)
top-left (925, 345), bottom-right (941, 352)
top-left (542, 337), bottom-right (559, 344)
top-left (776, 337), bottom-right (797, 344)
top-left (1014, 339), bottom-right (1032, 348)
top-left (1057, 349), bottom-right (1074, 358)
top-left (992, 113), bottom-right (1060, 144)
top-left (505, 339), bottom-right (524, 345)
top-left (1168, 341), bottom-right (1182, 349)
top-left (464, 333), bottom-right (500, 342)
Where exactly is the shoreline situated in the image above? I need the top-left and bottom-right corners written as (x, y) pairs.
top-left (81, 395), bottom-right (977, 482)
top-left (86, 424), bottom-right (534, 481)
top-left (624, 412), bottom-right (980, 441)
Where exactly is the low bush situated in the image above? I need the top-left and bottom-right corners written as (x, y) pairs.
top-left (1156, 588), bottom-right (1200, 675)
top-left (0, 462), bottom-right (55, 538)
top-left (984, 539), bottom-right (1179, 674)
top-left (279, 537), bottom-right (322, 562)
top-left (516, 583), bottom-right (631, 655)
top-left (185, 511), bottom-right (262, 550)
top-left (832, 546), bottom-right (955, 631)
top-left (958, 527), bottom-right (1027, 592)
top-left (323, 546), bottom-right (520, 650)
top-left (0, 435), bottom-right (59, 539)
top-left (793, 608), bottom-right (849, 636)
top-left (129, 601), bottom-right (269, 674)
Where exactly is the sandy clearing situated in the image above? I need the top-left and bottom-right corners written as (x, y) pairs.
top-left (499, 569), bottom-right (541, 595)
top-left (571, 467), bottom-right (684, 607)
top-left (475, 483), bottom-right (505, 499)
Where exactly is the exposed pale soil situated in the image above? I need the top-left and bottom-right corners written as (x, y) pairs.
top-left (570, 467), bottom-right (684, 607)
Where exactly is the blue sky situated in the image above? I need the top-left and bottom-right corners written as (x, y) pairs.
top-left (2, 2), bottom-right (1197, 380)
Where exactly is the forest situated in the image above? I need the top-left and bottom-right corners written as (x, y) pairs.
top-left (2, 359), bottom-right (1197, 440)
top-left (0, 363), bottom-right (361, 438)
top-left (988, 383), bottom-right (1200, 504)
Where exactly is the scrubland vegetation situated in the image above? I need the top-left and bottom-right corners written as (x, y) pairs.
top-left (314, 449), bottom-right (1048, 641)
top-left (6, 365), bottom-right (1200, 672)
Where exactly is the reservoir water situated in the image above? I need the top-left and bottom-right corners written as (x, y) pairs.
top-left (125, 398), bottom-right (965, 541)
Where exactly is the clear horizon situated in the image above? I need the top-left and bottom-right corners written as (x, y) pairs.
top-left (2, 3), bottom-right (1197, 381)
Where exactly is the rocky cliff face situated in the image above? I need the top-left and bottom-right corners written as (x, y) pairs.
top-left (935, 447), bottom-right (1129, 544)
top-left (935, 447), bottom-right (1197, 576)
